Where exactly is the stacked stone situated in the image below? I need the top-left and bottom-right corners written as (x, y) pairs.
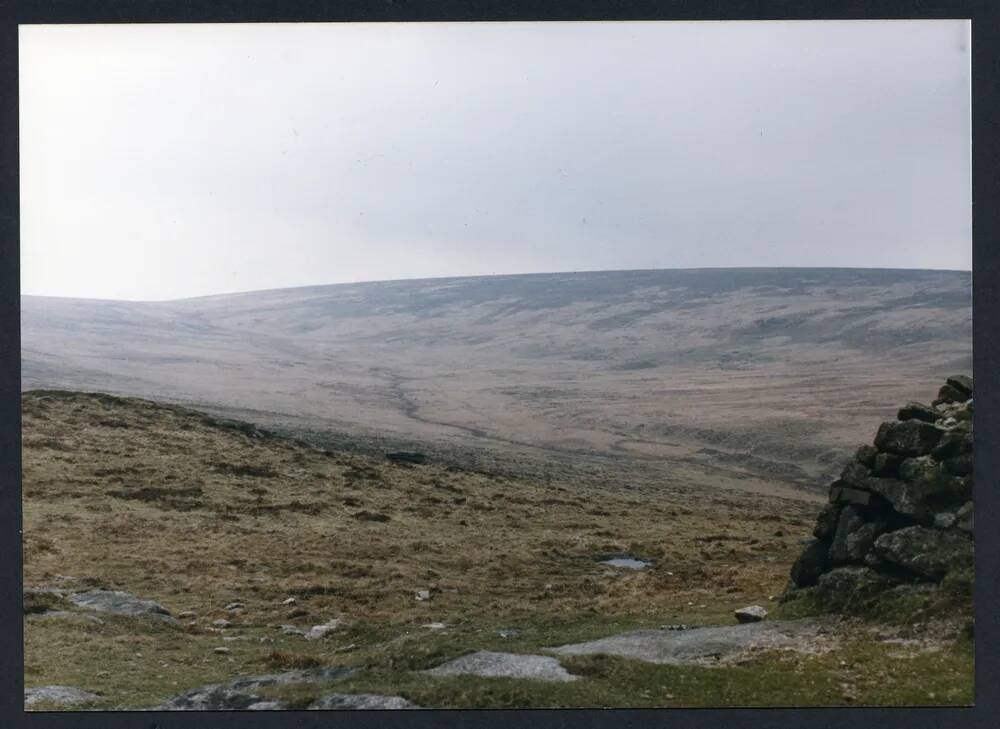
top-left (787, 376), bottom-right (974, 601)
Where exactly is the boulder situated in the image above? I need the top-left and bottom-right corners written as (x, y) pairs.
top-left (304, 618), bottom-right (346, 640)
top-left (839, 461), bottom-right (871, 485)
top-left (897, 402), bottom-right (938, 424)
top-left (733, 605), bottom-right (768, 623)
top-left (829, 483), bottom-right (871, 507)
top-left (846, 522), bottom-right (882, 562)
top-left (815, 566), bottom-right (897, 608)
top-left (790, 539), bottom-right (830, 587)
top-left (873, 526), bottom-right (973, 580)
top-left (155, 685), bottom-right (282, 710)
top-left (955, 501), bottom-right (973, 533)
top-left (424, 651), bottom-right (578, 682)
top-left (934, 383), bottom-right (967, 406)
top-left (871, 452), bottom-right (903, 478)
top-left (898, 456), bottom-right (969, 500)
top-left (933, 510), bottom-right (958, 530)
top-left (946, 375), bottom-right (973, 398)
top-left (857, 476), bottom-right (932, 522)
top-left (25, 685), bottom-right (101, 708)
top-left (897, 456), bottom-right (938, 483)
top-left (813, 503), bottom-right (841, 539)
top-left (943, 454), bottom-right (973, 477)
top-left (932, 430), bottom-right (972, 460)
top-left (874, 420), bottom-right (942, 457)
top-left (854, 445), bottom-right (878, 468)
top-left (863, 551), bottom-right (892, 571)
top-left (69, 590), bottom-right (179, 625)
top-left (896, 461), bottom-right (970, 504)
top-left (950, 476), bottom-right (973, 502)
top-left (828, 506), bottom-right (865, 565)
top-left (152, 668), bottom-right (357, 710)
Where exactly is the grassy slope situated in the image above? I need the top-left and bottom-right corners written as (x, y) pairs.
top-left (21, 391), bottom-right (972, 709)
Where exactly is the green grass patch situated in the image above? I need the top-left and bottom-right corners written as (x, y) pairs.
top-left (774, 579), bottom-right (974, 630)
top-left (259, 633), bottom-right (973, 709)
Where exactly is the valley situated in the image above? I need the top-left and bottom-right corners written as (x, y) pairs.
top-left (21, 268), bottom-right (973, 496)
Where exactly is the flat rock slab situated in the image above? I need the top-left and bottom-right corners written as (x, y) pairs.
top-left (25, 586), bottom-right (71, 598)
top-left (152, 667), bottom-right (357, 710)
top-left (154, 686), bottom-right (288, 711)
top-left (68, 590), bottom-right (179, 625)
top-left (30, 610), bottom-right (105, 625)
top-left (424, 651), bottom-right (578, 682)
top-left (600, 557), bottom-right (650, 570)
top-left (309, 693), bottom-right (419, 710)
top-left (25, 685), bottom-right (101, 708)
top-left (549, 620), bottom-right (827, 666)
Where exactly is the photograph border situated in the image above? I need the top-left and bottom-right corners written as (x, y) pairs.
top-left (1, 1), bottom-right (997, 728)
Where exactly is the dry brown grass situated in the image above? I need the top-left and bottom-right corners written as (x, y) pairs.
top-left (263, 651), bottom-right (324, 670)
top-left (21, 390), bottom-right (972, 709)
top-left (22, 391), bottom-right (818, 630)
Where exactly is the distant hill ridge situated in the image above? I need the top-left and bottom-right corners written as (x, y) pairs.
top-left (21, 267), bottom-right (972, 495)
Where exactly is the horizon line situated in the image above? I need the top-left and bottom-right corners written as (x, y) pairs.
top-left (21, 264), bottom-right (973, 305)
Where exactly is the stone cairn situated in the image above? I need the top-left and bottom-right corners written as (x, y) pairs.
top-left (785, 376), bottom-right (973, 605)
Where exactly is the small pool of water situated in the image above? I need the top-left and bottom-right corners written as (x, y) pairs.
top-left (599, 557), bottom-right (651, 570)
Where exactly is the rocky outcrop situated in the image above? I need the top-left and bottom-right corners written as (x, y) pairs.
top-left (151, 667), bottom-right (357, 710)
top-left (786, 377), bottom-right (973, 604)
top-left (25, 685), bottom-right (101, 708)
top-left (68, 589), bottom-right (180, 625)
top-left (549, 620), bottom-right (829, 666)
top-left (423, 651), bottom-right (579, 682)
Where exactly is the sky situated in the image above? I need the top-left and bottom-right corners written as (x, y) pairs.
top-left (19, 20), bottom-right (971, 301)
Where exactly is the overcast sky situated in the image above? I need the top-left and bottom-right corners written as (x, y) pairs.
top-left (20, 20), bottom-right (970, 301)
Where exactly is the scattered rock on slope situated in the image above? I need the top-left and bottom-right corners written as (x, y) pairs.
top-left (25, 686), bottom-right (101, 708)
top-left (734, 605), bottom-right (768, 623)
top-left (155, 684), bottom-right (281, 710)
top-left (68, 590), bottom-right (179, 625)
top-left (151, 667), bottom-right (357, 710)
top-left (424, 651), bottom-right (578, 682)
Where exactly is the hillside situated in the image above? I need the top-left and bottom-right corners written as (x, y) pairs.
top-left (21, 268), bottom-right (972, 494)
top-left (21, 391), bottom-right (973, 709)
